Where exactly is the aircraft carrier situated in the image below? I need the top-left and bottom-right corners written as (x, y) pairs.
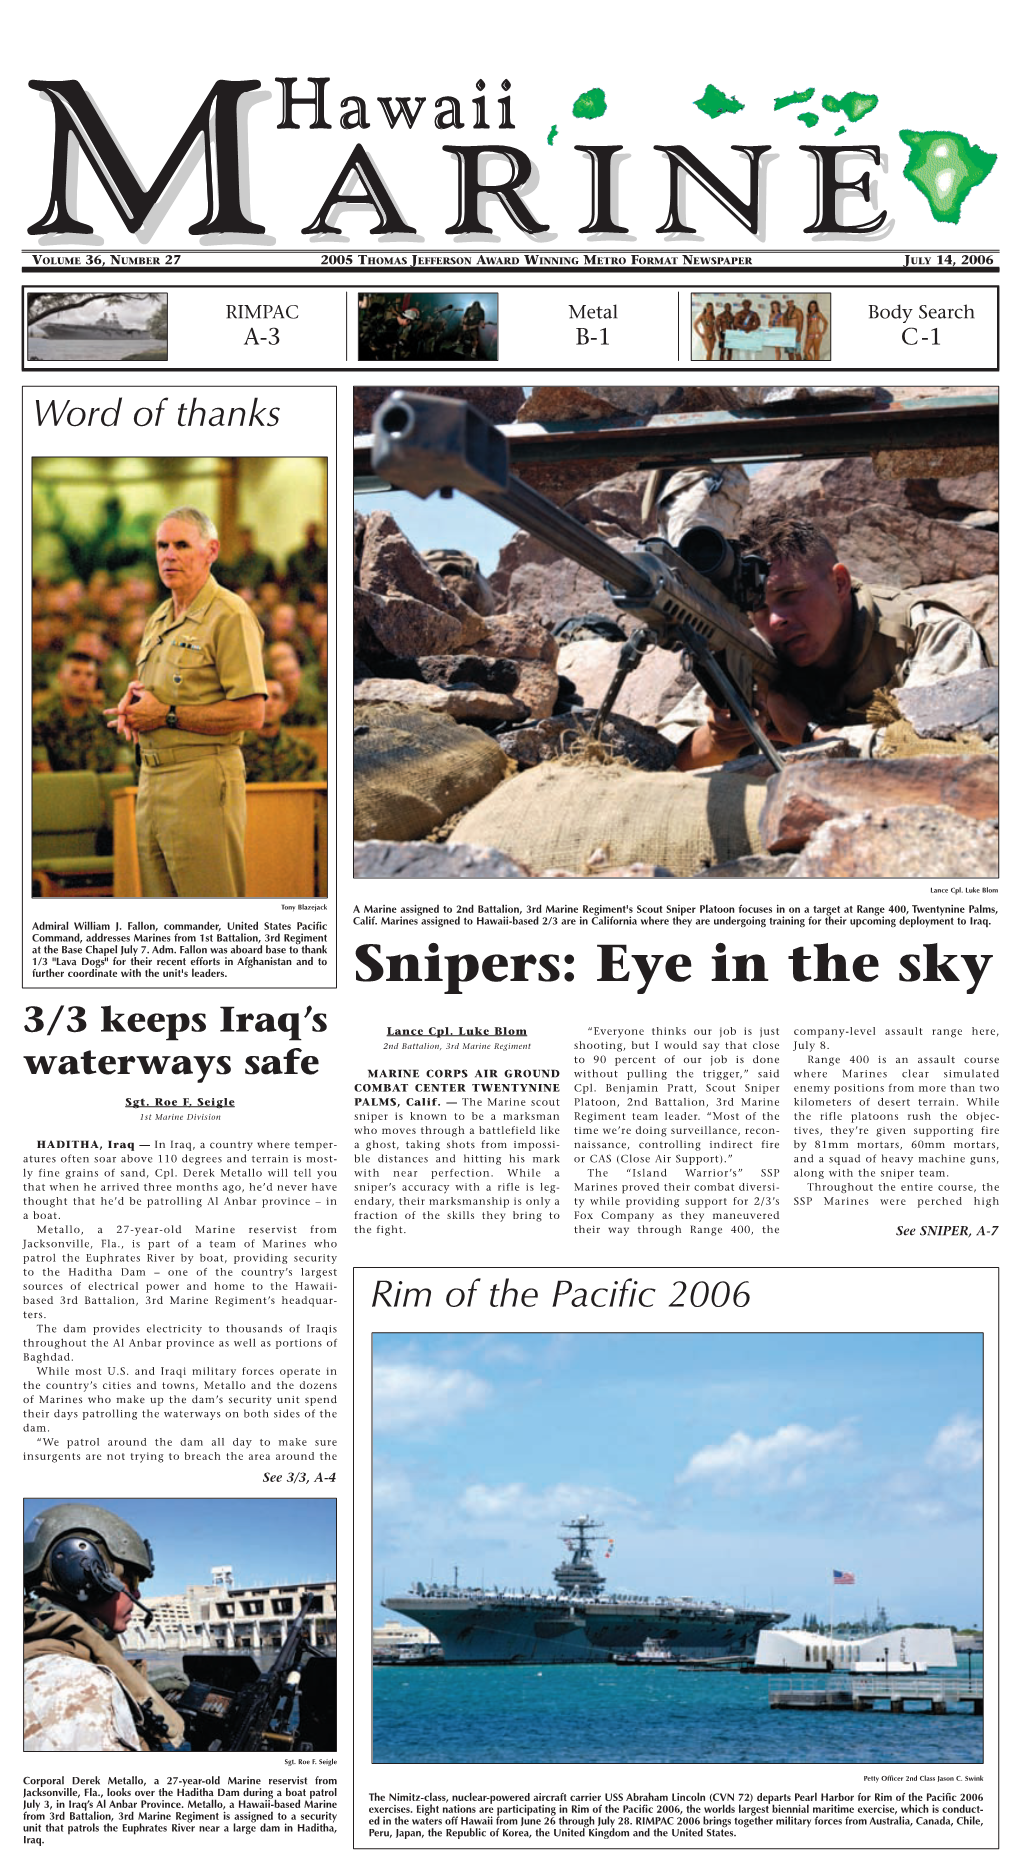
top-left (383, 1515), bottom-right (787, 1664)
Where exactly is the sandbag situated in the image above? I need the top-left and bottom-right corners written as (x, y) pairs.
top-left (451, 760), bottom-right (767, 875)
top-left (354, 703), bottom-right (509, 842)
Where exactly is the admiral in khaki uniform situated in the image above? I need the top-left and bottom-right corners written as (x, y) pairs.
top-left (664, 516), bottom-right (986, 768)
top-left (108, 508), bottom-right (267, 896)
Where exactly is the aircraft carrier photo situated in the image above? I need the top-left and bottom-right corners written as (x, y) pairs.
top-left (383, 1515), bottom-right (787, 1664)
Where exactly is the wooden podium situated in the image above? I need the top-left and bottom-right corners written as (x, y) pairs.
top-left (112, 783), bottom-right (327, 897)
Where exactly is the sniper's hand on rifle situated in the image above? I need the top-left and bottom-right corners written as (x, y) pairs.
top-left (675, 686), bottom-right (819, 771)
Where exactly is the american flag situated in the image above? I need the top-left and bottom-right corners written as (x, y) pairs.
top-left (833, 1569), bottom-right (855, 1585)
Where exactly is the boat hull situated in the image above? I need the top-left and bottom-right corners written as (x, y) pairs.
top-left (382, 1596), bottom-right (784, 1664)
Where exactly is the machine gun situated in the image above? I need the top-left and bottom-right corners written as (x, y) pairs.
top-left (168, 1594), bottom-right (335, 1753)
top-left (371, 392), bottom-right (784, 771)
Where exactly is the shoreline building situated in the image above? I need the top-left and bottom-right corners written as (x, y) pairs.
top-left (128, 1570), bottom-right (336, 1651)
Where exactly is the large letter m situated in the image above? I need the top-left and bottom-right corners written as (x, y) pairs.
top-left (28, 79), bottom-right (264, 235)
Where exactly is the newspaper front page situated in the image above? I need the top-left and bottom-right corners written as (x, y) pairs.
top-left (12, 10), bottom-right (1002, 1859)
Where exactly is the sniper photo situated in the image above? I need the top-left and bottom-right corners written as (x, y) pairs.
top-left (353, 385), bottom-right (997, 881)
top-left (31, 456), bottom-right (328, 900)
top-left (372, 1331), bottom-right (983, 1767)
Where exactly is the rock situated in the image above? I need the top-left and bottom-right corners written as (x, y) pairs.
top-left (488, 529), bottom-right (639, 625)
top-left (898, 575), bottom-right (998, 662)
top-left (760, 756), bottom-right (999, 854)
top-left (516, 387), bottom-right (711, 422)
top-left (683, 388), bottom-right (876, 411)
top-left (742, 454), bottom-right (999, 585)
top-left (353, 385), bottom-right (524, 431)
top-left (552, 614), bottom-right (627, 643)
top-left (570, 471), bottom-right (648, 534)
top-left (473, 615), bottom-right (559, 665)
top-left (495, 718), bottom-right (577, 765)
top-left (355, 589), bottom-right (485, 659)
top-left (697, 854), bottom-right (798, 878)
top-left (353, 510), bottom-right (365, 573)
top-left (488, 469), bottom-right (650, 598)
top-left (892, 667), bottom-right (998, 741)
top-left (757, 386), bottom-right (877, 406)
top-left (841, 507), bottom-right (998, 585)
top-left (359, 510), bottom-right (482, 625)
top-left (726, 737), bottom-right (856, 778)
top-left (959, 510), bottom-right (998, 530)
top-left (511, 459), bottom-right (644, 506)
top-left (354, 840), bottom-right (531, 878)
top-left (353, 586), bottom-right (390, 661)
top-left (788, 805), bottom-right (998, 878)
top-left (415, 655), bottom-right (520, 692)
top-left (512, 662), bottom-right (562, 720)
top-left (939, 472), bottom-right (997, 511)
top-left (353, 679), bottom-right (527, 724)
top-left (497, 710), bottom-right (679, 771)
top-left (421, 547), bottom-right (496, 615)
top-left (902, 474), bottom-right (998, 519)
top-left (557, 640), bottom-right (690, 723)
top-left (872, 445), bottom-right (999, 481)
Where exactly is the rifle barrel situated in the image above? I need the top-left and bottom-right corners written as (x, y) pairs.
top-left (472, 476), bottom-right (653, 601)
top-left (373, 392), bottom-right (652, 601)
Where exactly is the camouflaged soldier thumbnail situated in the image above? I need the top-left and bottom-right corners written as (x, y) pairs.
top-left (284, 520), bottom-right (328, 595)
top-left (107, 509), bottom-right (267, 897)
top-left (24, 1504), bottom-right (185, 1752)
top-left (32, 652), bottom-right (130, 774)
top-left (218, 525), bottom-right (276, 593)
top-left (242, 678), bottom-right (321, 782)
top-left (265, 641), bottom-right (326, 727)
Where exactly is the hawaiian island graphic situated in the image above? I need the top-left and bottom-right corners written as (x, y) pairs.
top-left (547, 84), bottom-right (996, 223)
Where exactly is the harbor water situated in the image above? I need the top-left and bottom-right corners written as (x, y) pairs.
top-left (374, 1664), bottom-right (983, 1766)
top-left (27, 333), bottom-right (164, 362)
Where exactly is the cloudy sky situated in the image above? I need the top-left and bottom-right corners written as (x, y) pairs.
top-left (373, 1332), bottom-right (983, 1629)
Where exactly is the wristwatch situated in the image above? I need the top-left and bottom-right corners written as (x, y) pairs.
top-left (165, 706), bottom-right (179, 730)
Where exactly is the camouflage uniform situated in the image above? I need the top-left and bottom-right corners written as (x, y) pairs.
top-left (24, 1653), bottom-right (143, 1751)
top-left (219, 546), bottom-right (276, 591)
top-left (32, 693), bottom-right (126, 772)
top-left (23, 1596), bottom-right (185, 1752)
top-left (285, 540), bottom-right (328, 591)
top-left (286, 671), bottom-right (327, 726)
top-left (659, 582), bottom-right (987, 760)
top-left (242, 728), bottom-right (321, 783)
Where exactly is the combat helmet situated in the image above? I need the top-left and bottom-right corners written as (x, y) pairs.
top-left (25, 1503), bottom-right (155, 1622)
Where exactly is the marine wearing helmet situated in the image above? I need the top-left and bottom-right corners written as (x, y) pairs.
top-left (24, 1503), bottom-right (185, 1751)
